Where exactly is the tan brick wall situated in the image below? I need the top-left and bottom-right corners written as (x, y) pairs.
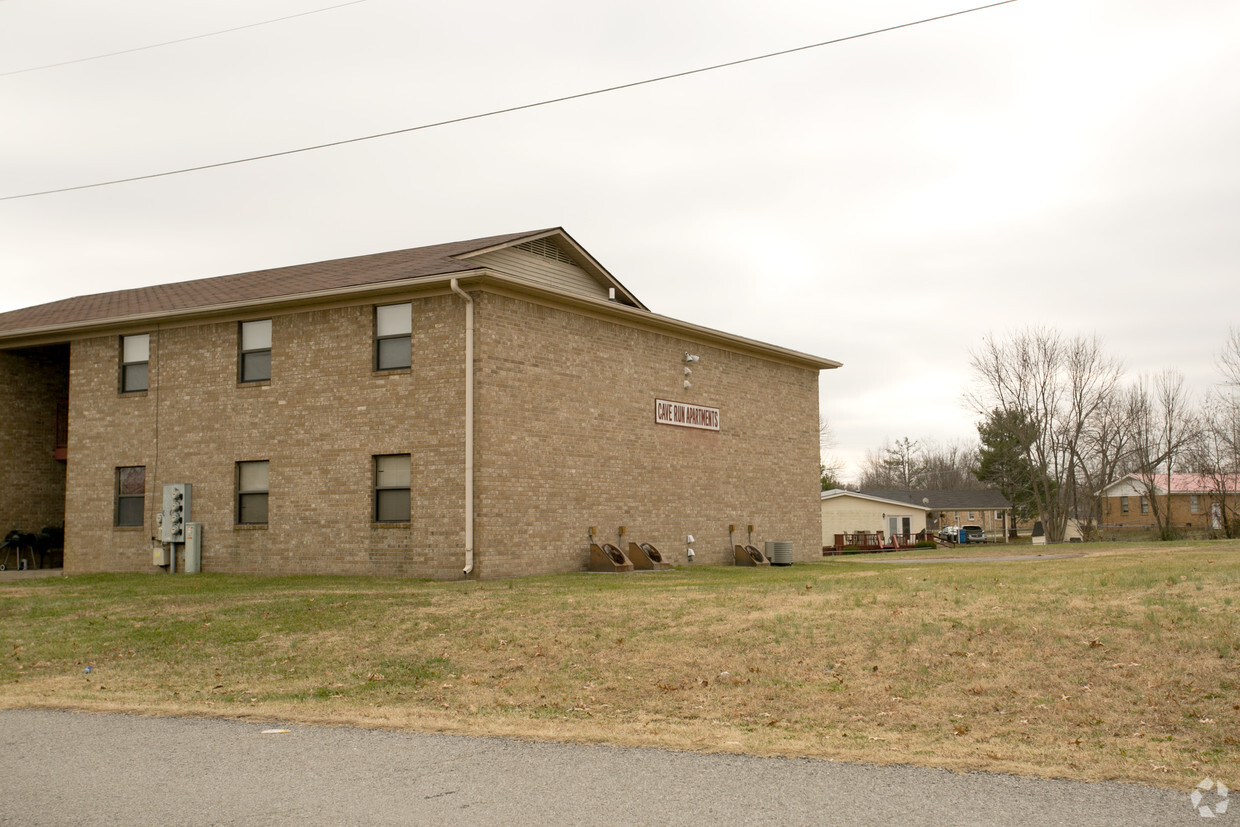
top-left (0, 345), bottom-right (68, 535)
top-left (65, 298), bottom-right (467, 577)
top-left (60, 289), bottom-right (824, 579)
top-left (472, 293), bottom-right (822, 577)
top-left (1101, 493), bottom-right (1217, 530)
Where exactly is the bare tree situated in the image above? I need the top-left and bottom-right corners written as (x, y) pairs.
top-left (857, 437), bottom-right (926, 491)
top-left (1187, 390), bottom-right (1240, 537)
top-left (819, 417), bottom-right (845, 490)
top-left (1218, 326), bottom-right (1240, 387)
top-left (968, 328), bottom-right (1122, 541)
top-left (885, 437), bottom-right (925, 491)
top-left (1128, 370), bottom-right (1199, 540)
top-left (1074, 388), bottom-right (1137, 535)
top-left (921, 439), bottom-right (981, 490)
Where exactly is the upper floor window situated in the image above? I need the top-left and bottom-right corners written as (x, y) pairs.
top-left (239, 319), bottom-right (272, 383)
top-left (374, 454), bottom-right (411, 522)
top-left (121, 334), bottom-right (149, 392)
top-left (115, 466), bottom-right (145, 526)
top-left (237, 460), bottom-right (270, 525)
top-left (375, 303), bottom-right (411, 370)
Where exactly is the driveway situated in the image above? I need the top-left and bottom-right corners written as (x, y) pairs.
top-left (0, 709), bottom-right (1212, 826)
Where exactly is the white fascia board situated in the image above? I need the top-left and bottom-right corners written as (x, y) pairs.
top-left (821, 489), bottom-right (931, 511)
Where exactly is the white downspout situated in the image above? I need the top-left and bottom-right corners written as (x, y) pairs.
top-left (450, 278), bottom-right (475, 576)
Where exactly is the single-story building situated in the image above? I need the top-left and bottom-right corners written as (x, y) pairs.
top-left (859, 489), bottom-right (1012, 538)
top-left (0, 228), bottom-right (840, 578)
top-left (820, 488), bottom-right (929, 549)
top-left (1098, 473), bottom-right (1240, 533)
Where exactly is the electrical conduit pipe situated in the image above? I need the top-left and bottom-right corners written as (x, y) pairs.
top-left (450, 278), bottom-right (475, 576)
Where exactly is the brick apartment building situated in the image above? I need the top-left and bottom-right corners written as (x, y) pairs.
top-left (0, 228), bottom-right (840, 578)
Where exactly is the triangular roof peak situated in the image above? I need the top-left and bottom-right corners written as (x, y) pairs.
top-left (0, 228), bottom-right (646, 341)
top-left (454, 227), bottom-right (646, 310)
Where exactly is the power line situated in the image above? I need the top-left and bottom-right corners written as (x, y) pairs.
top-left (0, 0), bottom-right (368, 77)
top-left (1, 0), bottom-right (1019, 202)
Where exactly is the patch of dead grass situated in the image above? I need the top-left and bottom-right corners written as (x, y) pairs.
top-left (2, 544), bottom-right (1237, 788)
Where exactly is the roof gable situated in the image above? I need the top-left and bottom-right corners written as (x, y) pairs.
top-left (0, 228), bottom-right (643, 340)
top-left (455, 229), bottom-right (645, 310)
top-left (821, 489), bottom-right (932, 511)
top-left (858, 489), bottom-right (1011, 510)
top-left (1099, 473), bottom-right (1240, 496)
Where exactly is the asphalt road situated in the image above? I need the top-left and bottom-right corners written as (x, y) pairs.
top-left (0, 709), bottom-right (1216, 826)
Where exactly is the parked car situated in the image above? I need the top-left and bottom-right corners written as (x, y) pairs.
top-left (962, 524), bottom-right (986, 543)
top-left (937, 526), bottom-right (959, 543)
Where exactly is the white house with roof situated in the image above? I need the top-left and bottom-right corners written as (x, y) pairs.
top-left (820, 488), bottom-right (930, 549)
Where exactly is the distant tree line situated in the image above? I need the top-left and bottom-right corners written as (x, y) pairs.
top-left (830, 327), bottom-right (1240, 543)
top-left (966, 326), bottom-right (1240, 542)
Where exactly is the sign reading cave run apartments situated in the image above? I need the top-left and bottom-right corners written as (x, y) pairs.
top-left (654, 399), bottom-right (720, 431)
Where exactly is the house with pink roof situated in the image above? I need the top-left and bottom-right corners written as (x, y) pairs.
top-left (1098, 473), bottom-right (1240, 536)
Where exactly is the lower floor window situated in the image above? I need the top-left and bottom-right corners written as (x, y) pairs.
top-left (116, 466), bottom-right (145, 526)
top-left (374, 454), bottom-right (411, 522)
top-left (237, 460), bottom-right (270, 524)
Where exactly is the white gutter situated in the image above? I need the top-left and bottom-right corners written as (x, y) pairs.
top-left (450, 278), bottom-right (475, 576)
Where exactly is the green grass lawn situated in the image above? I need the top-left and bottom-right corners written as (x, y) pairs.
top-left (3, 540), bottom-right (1237, 789)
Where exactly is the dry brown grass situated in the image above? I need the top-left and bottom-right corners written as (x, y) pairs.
top-left (2, 540), bottom-right (1237, 789)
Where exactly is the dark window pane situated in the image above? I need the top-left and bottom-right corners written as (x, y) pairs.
top-left (117, 497), bottom-right (144, 527)
top-left (118, 466), bottom-right (145, 496)
top-left (239, 492), bottom-right (269, 525)
top-left (241, 350), bottom-right (271, 382)
top-left (376, 489), bottom-right (411, 522)
top-left (377, 336), bottom-right (411, 370)
top-left (123, 363), bottom-right (148, 392)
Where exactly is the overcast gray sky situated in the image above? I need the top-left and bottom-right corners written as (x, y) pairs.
top-left (2, 0), bottom-right (1237, 481)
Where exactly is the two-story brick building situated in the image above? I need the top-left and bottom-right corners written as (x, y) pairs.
top-left (0, 228), bottom-right (840, 578)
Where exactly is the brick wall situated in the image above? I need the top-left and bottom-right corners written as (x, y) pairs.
top-left (60, 289), bottom-right (824, 578)
top-left (0, 345), bottom-right (68, 536)
top-left (65, 297), bottom-right (467, 577)
top-left (473, 293), bottom-right (822, 577)
top-left (1101, 493), bottom-right (1218, 531)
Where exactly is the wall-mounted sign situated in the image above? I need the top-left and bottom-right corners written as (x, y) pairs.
top-left (655, 398), bottom-right (720, 431)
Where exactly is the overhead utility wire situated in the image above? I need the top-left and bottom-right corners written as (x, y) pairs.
top-left (0, 0), bottom-right (368, 77)
top-left (1, 0), bottom-right (1018, 202)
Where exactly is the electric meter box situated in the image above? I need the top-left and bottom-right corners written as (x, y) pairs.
top-left (160, 483), bottom-right (192, 543)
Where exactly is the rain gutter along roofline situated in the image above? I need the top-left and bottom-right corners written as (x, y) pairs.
top-left (0, 270), bottom-right (841, 371)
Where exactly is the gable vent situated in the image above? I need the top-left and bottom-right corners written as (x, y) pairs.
top-left (516, 238), bottom-right (575, 265)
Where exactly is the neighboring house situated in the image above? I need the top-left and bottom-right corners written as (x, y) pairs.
top-left (820, 489), bottom-right (930, 549)
top-left (0, 228), bottom-right (840, 578)
top-left (859, 489), bottom-right (1013, 538)
top-left (1098, 473), bottom-right (1240, 533)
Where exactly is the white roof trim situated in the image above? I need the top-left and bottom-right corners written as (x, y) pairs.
top-left (820, 489), bottom-right (932, 511)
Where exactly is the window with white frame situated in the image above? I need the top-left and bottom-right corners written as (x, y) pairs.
top-left (237, 460), bottom-right (270, 525)
top-left (121, 334), bottom-right (150, 392)
top-left (239, 319), bottom-right (272, 383)
top-left (1140, 496), bottom-right (1149, 514)
top-left (374, 454), bottom-right (411, 522)
top-left (375, 303), bottom-right (412, 370)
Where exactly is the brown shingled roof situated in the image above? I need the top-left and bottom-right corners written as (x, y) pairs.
top-left (0, 229), bottom-right (557, 336)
